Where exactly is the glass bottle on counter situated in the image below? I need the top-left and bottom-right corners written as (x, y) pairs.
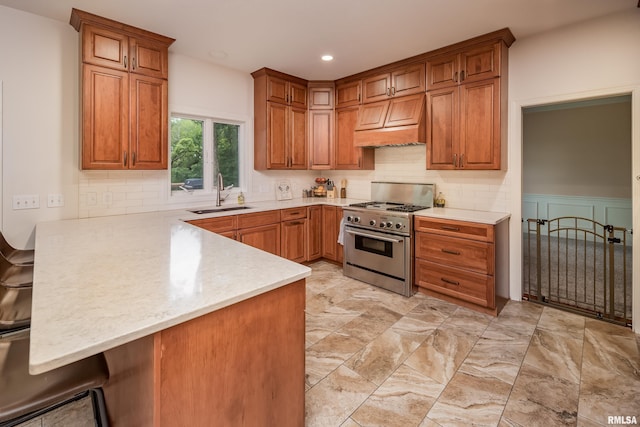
top-left (434, 192), bottom-right (445, 208)
top-left (237, 192), bottom-right (245, 205)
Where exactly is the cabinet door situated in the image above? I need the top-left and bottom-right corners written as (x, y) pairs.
top-left (82, 24), bottom-right (128, 71)
top-left (129, 37), bottom-right (169, 79)
top-left (130, 74), bottom-right (168, 169)
top-left (391, 63), bottom-right (425, 97)
top-left (306, 206), bottom-right (322, 261)
top-left (309, 110), bottom-right (334, 170)
top-left (459, 78), bottom-right (500, 170)
top-left (362, 72), bottom-right (391, 103)
top-left (459, 43), bottom-right (500, 84)
top-left (355, 101), bottom-right (389, 131)
top-left (426, 87), bottom-right (458, 170)
top-left (335, 80), bottom-right (361, 108)
top-left (281, 219), bottom-right (307, 263)
top-left (289, 82), bottom-right (307, 109)
top-left (308, 85), bottom-right (334, 110)
top-left (266, 75), bottom-right (289, 105)
top-left (238, 223), bottom-right (281, 256)
top-left (426, 53), bottom-right (459, 90)
top-left (266, 102), bottom-right (288, 169)
top-left (82, 65), bottom-right (129, 169)
top-left (321, 206), bottom-right (337, 260)
top-left (384, 93), bottom-right (425, 128)
top-left (335, 107), bottom-right (374, 170)
top-left (289, 107), bottom-right (308, 169)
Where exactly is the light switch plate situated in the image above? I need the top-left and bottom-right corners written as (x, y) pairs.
top-left (13, 194), bottom-right (40, 210)
top-left (47, 193), bottom-right (64, 207)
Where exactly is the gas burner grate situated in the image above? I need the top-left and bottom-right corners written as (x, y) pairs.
top-left (386, 205), bottom-right (430, 213)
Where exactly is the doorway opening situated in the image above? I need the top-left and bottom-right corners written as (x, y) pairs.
top-left (521, 95), bottom-right (633, 327)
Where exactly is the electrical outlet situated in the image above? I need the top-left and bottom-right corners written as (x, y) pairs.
top-left (47, 193), bottom-right (65, 208)
top-left (12, 194), bottom-right (40, 210)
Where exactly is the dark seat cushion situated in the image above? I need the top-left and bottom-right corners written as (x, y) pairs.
top-left (0, 329), bottom-right (109, 422)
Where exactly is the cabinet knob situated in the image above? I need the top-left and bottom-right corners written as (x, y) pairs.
top-left (460, 70), bottom-right (465, 82)
top-left (123, 151), bottom-right (128, 167)
top-left (391, 86), bottom-right (396, 96)
top-left (124, 55), bottom-right (128, 69)
top-left (453, 71), bottom-right (458, 83)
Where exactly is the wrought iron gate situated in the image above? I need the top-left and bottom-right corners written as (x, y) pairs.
top-left (523, 216), bottom-right (632, 327)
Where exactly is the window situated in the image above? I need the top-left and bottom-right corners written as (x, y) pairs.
top-left (170, 115), bottom-right (241, 195)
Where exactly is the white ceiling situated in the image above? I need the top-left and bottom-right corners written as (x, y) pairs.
top-left (0, 0), bottom-right (637, 80)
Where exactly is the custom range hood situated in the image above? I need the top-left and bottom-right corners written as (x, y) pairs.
top-left (353, 93), bottom-right (426, 147)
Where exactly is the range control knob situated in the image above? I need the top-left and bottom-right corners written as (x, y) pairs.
top-left (354, 217), bottom-right (360, 223)
top-left (369, 219), bottom-right (376, 226)
top-left (395, 223), bottom-right (403, 229)
top-left (346, 216), bottom-right (353, 222)
top-left (380, 222), bottom-right (385, 228)
top-left (386, 222), bottom-right (393, 228)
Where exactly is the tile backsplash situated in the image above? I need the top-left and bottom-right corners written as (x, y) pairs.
top-left (78, 145), bottom-right (510, 218)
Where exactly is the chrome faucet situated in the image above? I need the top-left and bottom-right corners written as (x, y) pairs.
top-left (216, 173), bottom-right (224, 206)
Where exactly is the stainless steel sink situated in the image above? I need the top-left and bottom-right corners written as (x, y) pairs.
top-left (189, 206), bottom-right (253, 214)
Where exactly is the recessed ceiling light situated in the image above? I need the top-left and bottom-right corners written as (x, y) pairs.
top-left (321, 55), bottom-right (334, 62)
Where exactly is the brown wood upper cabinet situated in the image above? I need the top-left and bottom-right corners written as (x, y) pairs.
top-left (335, 80), bottom-right (362, 108)
top-left (267, 75), bottom-right (307, 109)
top-left (70, 9), bottom-right (174, 170)
top-left (361, 63), bottom-right (425, 103)
top-left (334, 106), bottom-right (375, 170)
top-left (425, 29), bottom-right (514, 170)
top-left (426, 43), bottom-right (501, 91)
top-left (308, 82), bottom-right (334, 170)
top-left (253, 68), bottom-right (308, 170)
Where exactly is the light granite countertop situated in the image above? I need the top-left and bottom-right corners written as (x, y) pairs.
top-left (30, 197), bottom-right (509, 374)
top-left (30, 208), bottom-right (314, 374)
top-left (415, 207), bottom-right (511, 225)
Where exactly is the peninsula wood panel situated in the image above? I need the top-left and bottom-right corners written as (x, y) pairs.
top-left (159, 280), bottom-right (305, 427)
top-left (104, 281), bottom-right (306, 426)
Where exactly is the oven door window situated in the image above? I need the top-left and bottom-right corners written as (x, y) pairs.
top-left (354, 234), bottom-right (393, 258)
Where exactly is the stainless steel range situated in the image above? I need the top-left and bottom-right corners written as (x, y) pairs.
top-left (343, 182), bottom-right (435, 297)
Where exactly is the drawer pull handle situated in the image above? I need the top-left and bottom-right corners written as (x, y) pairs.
top-left (441, 225), bottom-right (460, 231)
top-left (441, 277), bottom-right (460, 286)
top-left (441, 248), bottom-right (461, 255)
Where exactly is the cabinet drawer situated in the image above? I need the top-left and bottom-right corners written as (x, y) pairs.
top-left (414, 217), bottom-right (494, 242)
top-left (237, 210), bottom-right (281, 229)
top-left (281, 207), bottom-right (307, 221)
top-left (187, 216), bottom-right (237, 233)
top-left (415, 232), bottom-right (493, 275)
top-left (415, 259), bottom-right (494, 308)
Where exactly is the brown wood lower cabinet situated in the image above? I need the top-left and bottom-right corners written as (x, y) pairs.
top-left (321, 205), bottom-right (343, 263)
top-left (281, 207), bottom-right (308, 262)
top-left (103, 279), bottom-right (306, 426)
top-left (414, 216), bottom-right (507, 316)
top-left (187, 205), bottom-right (343, 263)
top-left (306, 206), bottom-right (322, 261)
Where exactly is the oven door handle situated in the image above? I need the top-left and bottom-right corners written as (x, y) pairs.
top-left (345, 229), bottom-right (404, 243)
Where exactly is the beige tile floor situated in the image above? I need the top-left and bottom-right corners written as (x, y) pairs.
top-left (305, 261), bottom-right (640, 427)
top-left (16, 260), bottom-right (640, 427)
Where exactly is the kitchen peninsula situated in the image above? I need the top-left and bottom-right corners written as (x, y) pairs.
top-left (30, 210), bottom-right (311, 426)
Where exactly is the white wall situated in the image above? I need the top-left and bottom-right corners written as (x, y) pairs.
top-left (507, 9), bottom-right (640, 331)
top-left (0, 6), bottom-right (79, 248)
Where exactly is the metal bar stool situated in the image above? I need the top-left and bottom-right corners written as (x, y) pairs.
top-left (0, 328), bottom-right (110, 426)
top-left (0, 255), bottom-right (33, 332)
top-left (0, 233), bottom-right (34, 267)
